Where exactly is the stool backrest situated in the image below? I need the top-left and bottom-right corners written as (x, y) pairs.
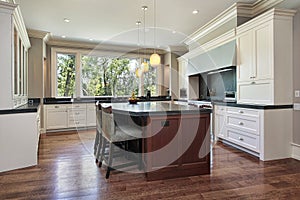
top-left (101, 104), bottom-right (114, 141)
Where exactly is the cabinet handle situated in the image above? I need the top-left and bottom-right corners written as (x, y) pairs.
top-left (239, 137), bottom-right (244, 141)
top-left (251, 81), bottom-right (256, 84)
top-left (239, 110), bottom-right (244, 114)
top-left (75, 112), bottom-right (80, 115)
top-left (55, 106), bottom-right (59, 108)
top-left (239, 122), bottom-right (244, 125)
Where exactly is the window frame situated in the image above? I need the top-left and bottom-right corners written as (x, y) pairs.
top-left (51, 47), bottom-right (158, 98)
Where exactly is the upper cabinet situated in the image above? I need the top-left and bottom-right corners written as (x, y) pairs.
top-left (236, 9), bottom-right (296, 105)
top-left (0, 1), bottom-right (30, 109)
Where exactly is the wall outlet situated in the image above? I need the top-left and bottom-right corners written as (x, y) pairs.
top-left (295, 90), bottom-right (300, 98)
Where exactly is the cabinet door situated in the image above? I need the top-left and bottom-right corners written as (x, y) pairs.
top-left (46, 107), bottom-right (68, 130)
top-left (178, 59), bottom-right (188, 90)
top-left (237, 79), bottom-right (274, 104)
top-left (86, 104), bottom-right (96, 126)
top-left (215, 111), bottom-right (226, 139)
top-left (254, 22), bottom-right (273, 80)
top-left (237, 31), bottom-right (254, 82)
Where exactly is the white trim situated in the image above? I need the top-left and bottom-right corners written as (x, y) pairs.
top-left (12, 3), bottom-right (30, 49)
top-left (184, 0), bottom-right (285, 47)
top-left (291, 143), bottom-right (300, 161)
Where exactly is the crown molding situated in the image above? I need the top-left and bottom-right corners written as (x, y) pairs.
top-left (27, 29), bottom-right (50, 42)
top-left (13, 4), bottom-right (31, 49)
top-left (0, 1), bottom-right (17, 13)
top-left (183, 0), bottom-right (285, 47)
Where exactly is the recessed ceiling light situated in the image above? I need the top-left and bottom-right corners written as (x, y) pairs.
top-left (172, 30), bottom-right (176, 34)
top-left (141, 6), bottom-right (148, 11)
top-left (89, 38), bottom-right (94, 41)
top-left (63, 18), bottom-right (71, 23)
top-left (61, 35), bottom-right (66, 38)
top-left (192, 10), bottom-right (199, 14)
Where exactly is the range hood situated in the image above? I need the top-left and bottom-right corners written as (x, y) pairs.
top-left (187, 40), bottom-right (236, 76)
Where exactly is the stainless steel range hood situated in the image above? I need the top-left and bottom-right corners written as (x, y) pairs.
top-left (187, 40), bottom-right (236, 76)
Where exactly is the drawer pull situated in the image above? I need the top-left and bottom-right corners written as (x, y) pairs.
top-left (55, 106), bottom-right (59, 108)
top-left (239, 122), bottom-right (244, 126)
top-left (239, 110), bottom-right (244, 114)
top-left (239, 137), bottom-right (244, 141)
top-left (251, 81), bottom-right (256, 84)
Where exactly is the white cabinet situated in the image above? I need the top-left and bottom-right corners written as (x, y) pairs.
top-left (177, 57), bottom-right (188, 97)
top-left (44, 103), bottom-right (96, 131)
top-left (45, 105), bottom-right (68, 130)
top-left (236, 9), bottom-right (295, 105)
top-left (214, 105), bottom-right (226, 139)
top-left (67, 104), bottom-right (86, 128)
top-left (0, 1), bottom-right (30, 109)
top-left (86, 104), bottom-right (96, 127)
top-left (214, 104), bottom-right (293, 161)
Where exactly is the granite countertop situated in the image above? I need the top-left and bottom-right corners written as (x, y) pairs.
top-left (0, 103), bottom-right (40, 115)
top-left (212, 101), bottom-right (293, 110)
top-left (109, 102), bottom-right (212, 116)
top-left (43, 96), bottom-right (171, 104)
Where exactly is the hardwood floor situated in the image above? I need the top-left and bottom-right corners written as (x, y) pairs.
top-left (1, 130), bottom-right (300, 199)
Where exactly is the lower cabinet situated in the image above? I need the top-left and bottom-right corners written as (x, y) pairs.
top-left (44, 103), bottom-right (96, 131)
top-left (214, 104), bottom-right (292, 161)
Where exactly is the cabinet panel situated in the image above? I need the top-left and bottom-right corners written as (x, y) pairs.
top-left (255, 23), bottom-right (273, 80)
top-left (46, 108), bottom-right (68, 129)
top-left (238, 80), bottom-right (273, 104)
top-left (237, 31), bottom-right (254, 82)
top-left (227, 114), bottom-right (258, 134)
top-left (226, 128), bottom-right (260, 153)
top-left (86, 104), bottom-right (96, 126)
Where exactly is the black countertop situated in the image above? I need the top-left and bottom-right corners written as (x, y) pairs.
top-left (212, 101), bottom-right (293, 110)
top-left (0, 103), bottom-right (40, 115)
top-left (110, 102), bottom-right (212, 116)
top-left (43, 96), bottom-right (171, 104)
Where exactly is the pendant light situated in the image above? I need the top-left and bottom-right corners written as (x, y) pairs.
top-left (135, 21), bottom-right (143, 78)
top-left (150, 0), bottom-right (160, 67)
top-left (141, 5), bottom-right (149, 73)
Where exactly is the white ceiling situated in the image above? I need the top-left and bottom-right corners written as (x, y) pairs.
top-left (15, 0), bottom-right (299, 49)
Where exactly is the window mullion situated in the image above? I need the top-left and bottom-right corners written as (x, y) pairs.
top-left (75, 52), bottom-right (81, 98)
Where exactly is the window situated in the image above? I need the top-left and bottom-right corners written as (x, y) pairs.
top-left (56, 53), bottom-right (76, 97)
top-left (52, 48), bottom-right (158, 97)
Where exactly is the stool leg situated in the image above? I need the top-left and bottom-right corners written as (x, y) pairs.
top-left (96, 132), bottom-right (103, 164)
top-left (106, 143), bottom-right (114, 179)
top-left (99, 137), bottom-right (106, 168)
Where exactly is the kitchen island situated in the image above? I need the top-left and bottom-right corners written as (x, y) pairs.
top-left (109, 102), bottom-right (212, 180)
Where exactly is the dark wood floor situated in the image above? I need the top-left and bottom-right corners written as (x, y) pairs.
top-left (1, 130), bottom-right (300, 199)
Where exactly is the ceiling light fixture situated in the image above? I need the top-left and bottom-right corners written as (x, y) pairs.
top-left (141, 5), bottom-right (149, 73)
top-left (63, 18), bottom-right (71, 23)
top-left (192, 9), bottom-right (199, 14)
top-left (149, 0), bottom-right (160, 67)
top-left (61, 35), bottom-right (66, 38)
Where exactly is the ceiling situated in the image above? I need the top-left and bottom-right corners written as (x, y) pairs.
top-left (15, 0), bottom-right (300, 49)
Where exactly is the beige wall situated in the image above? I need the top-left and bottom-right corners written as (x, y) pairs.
top-left (28, 37), bottom-right (44, 98)
top-left (293, 7), bottom-right (300, 145)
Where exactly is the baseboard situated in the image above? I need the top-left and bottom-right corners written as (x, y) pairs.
top-left (291, 143), bottom-right (300, 161)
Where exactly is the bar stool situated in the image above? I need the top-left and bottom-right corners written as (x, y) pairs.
top-left (94, 101), bottom-right (102, 164)
top-left (98, 103), bottom-right (142, 179)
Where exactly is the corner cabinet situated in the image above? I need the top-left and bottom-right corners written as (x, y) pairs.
top-left (236, 9), bottom-right (295, 105)
top-left (0, 1), bottom-right (30, 109)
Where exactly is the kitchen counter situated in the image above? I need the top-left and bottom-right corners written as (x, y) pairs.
top-left (110, 101), bottom-right (212, 116)
top-left (43, 96), bottom-right (171, 105)
top-left (0, 101), bottom-right (40, 115)
top-left (212, 101), bottom-right (293, 110)
top-left (105, 102), bottom-right (211, 180)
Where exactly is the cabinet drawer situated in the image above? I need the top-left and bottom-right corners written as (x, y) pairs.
top-left (226, 107), bottom-right (259, 117)
top-left (215, 105), bottom-right (226, 114)
top-left (45, 104), bottom-right (67, 110)
top-left (68, 118), bottom-right (86, 128)
top-left (226, 128), bottom-right (259, 153)
top-left (68, 109), bottom-right (86, 118)
top-left (67, 104), bottom-right (86, 109)
top-left (227, 115), bottom-right (259, 134)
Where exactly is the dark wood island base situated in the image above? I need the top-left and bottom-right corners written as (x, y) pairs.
top-left (143, 113), bottom-right (211, 181)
